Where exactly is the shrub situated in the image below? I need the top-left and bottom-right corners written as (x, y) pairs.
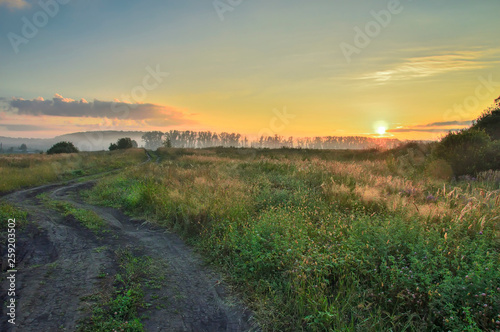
top-left (471, 97), bottom-right (500, 141)
top-left (47, 141), bottom-right (79, 154)
top-left (109, 138), bottom-right (137, 151)
top-left (435, 129), bottom-right (494, 176)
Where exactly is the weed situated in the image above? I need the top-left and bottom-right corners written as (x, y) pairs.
top-left (81, 148), bottom-right (500, 331)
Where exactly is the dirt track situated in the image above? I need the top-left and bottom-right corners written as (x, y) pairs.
top-left (0, 178), bottom-right (257, 331)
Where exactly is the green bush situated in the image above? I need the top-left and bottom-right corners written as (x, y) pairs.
top-left (435, 129), bottom-right (494, 176)
top-left (109, 138), bottom-right (137, 151)
top-left (471, 99), bottom-right (500, 141)
top-left (47, 141), bottom-right (79, 154)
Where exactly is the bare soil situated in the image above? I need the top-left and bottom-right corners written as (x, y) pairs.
top-left (1, 179), bottom-right (258, 331)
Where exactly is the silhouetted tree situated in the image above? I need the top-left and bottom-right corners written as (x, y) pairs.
top-left (110, 137), bottom-right (135, 150)
top-left (471, 96), bottom-right (500, 141)
top-left (47, 141), bottom-right (79, 154)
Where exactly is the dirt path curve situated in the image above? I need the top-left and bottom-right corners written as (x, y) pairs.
top-left (1, 177), bottom-right (258, 331)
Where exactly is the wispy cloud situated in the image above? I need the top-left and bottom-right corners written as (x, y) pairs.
top-left (414, 120), bottom-right (473, 128)
top-left (361, 52), bottom-right (491, 83)
top-left (0, 124), bottom-right (44, 131)
top-left (7, 94), bottom-right (195, 127)
top-left (0, 0), bottom-right (29, 9)
top-left (387, 128), bottom-right (462, 133)
top-left (387, 119), bottom-right (472, 133)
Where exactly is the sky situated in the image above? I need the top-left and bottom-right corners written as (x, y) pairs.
top-left (1, 0), bottom-right (500, 140)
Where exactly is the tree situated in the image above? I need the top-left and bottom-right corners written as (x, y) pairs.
top-left (19, 143), bottom-right (27, 152)
top-left (163, 137), bottom-right (172, 148)
top-left (117, 137), bottom-right (134, 150)
top-left (142, 131), bottom-right (164, 149)
top-left (471, 96), bottom-right (500, 141)
top-left (47, 141), bottom-right (79, 154)
top-left (109, 138), bottom-right (135, 150)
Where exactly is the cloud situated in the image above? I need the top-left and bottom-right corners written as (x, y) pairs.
top-left (0, 124), bottom-right (45, 131)
top-left (7, 94), bottom-right (195, 127)
top-left (387, 128), bottom-right (462, 133)
top-left (361, 52), bottom-right (491, 83)
top-left (387, 119), bottom-right (472, 133)
top-left (0, 0), bottom-right (29, 9)
top-left (414, 120), bottom-right (473, 128)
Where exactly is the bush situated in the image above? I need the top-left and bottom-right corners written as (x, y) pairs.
top-left (435, 129), bottom-right (493, 176)
top-left (109, 138), bottom-right (136, 151)
top-left (471, 97), bottom-right (500, 141)
top-left (47, 141), bottom-right (79, 154)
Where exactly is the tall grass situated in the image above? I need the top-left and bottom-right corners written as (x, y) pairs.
top-left (84, 148), bottom-right (500, 331)
top-left (0, 149), bottom-right (147, 193)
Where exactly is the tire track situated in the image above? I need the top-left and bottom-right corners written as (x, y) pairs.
top-left (1, 178), bottom-right (258, 331)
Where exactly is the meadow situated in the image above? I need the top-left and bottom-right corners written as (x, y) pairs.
top-left (83, 146), bottom-right (500, 331)
top-left (0, 148), bottom-right (147, 193)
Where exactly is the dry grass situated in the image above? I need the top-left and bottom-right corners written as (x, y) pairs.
top-left (0, 149), bottom-right (146, 193)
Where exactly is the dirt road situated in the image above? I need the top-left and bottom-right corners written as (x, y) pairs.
top-left (0, 178), bottom-right (257, 331)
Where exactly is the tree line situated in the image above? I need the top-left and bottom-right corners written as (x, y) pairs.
top-left (141, 130), bottom-right (401, 150)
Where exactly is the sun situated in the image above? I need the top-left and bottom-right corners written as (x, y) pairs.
top-left (376, 126), bottom-right (387, 135)
top-left (373, 120), bottom-right (389, 136)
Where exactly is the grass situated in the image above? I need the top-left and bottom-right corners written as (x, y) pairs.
top-left (38, 193), bottom-right (107, 234)
top-left (0, 148), bottom-right (147, 193)
top-left (0, 202), bottom-right (28, 236)
top-left (86, 147), bottom-right (500, 331)
top-left (78, 249), bottom-right (154, 332)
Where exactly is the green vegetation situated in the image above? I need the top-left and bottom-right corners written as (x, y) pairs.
top-left (47, 141), bottom-right (79, 154)
top-left (471, 99), bottom-right (500, 140)
top-left (38, 194), bottom-right (107, 234)
top-left (435, 99), bottom-right (500, 177)
top-left (86, 147), bottom-right (500, 331)
top-left (0, 148), bottom-right (147, 193)
top-left (78, 249), bottom-right (154, 332)
top-left (0, 202), bottom-right (28, 235)
top-left (109, 137), bottom-right (138, 151)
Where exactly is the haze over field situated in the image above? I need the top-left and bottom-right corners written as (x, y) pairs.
top-left (1, 0), bottom-right (500, 141)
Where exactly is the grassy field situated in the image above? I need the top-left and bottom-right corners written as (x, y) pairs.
top-left (0, 148), bottom-right (147, 193)
top-left (82, 147), bottom-right (500, 331)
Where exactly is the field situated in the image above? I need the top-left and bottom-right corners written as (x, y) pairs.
top-left (0, 148), bottom-right (147, 193)
top-left (84, 147), bottom-right (499, 331)
top-left (1, 146), bottom-right (499, 331)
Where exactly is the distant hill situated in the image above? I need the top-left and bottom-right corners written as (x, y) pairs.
top-left (0, 130), bottom-right (418, 153)
top-left (0, 131), bottom-right (146, 152)
top-left (55, 131), bottom-right (145, 151)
